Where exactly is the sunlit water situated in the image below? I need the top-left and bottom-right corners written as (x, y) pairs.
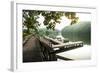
top-left (57, 45), bottom-right (91, 61)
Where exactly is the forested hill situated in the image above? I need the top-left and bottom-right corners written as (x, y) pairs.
top-left (61, 21), bottom-right (91, 45)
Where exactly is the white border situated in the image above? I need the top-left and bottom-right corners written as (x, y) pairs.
top-left (11, 1), bottom-right (97, 72)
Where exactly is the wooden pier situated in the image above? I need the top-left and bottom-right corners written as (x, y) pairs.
top-left (41, 36), bottom-right (83, 56)
top-left (52, 41), bottom-right (83, 48)
top-left (44, 36), bottom-right (83, 48)
top-left (23, 35), bottom-right (84, 62)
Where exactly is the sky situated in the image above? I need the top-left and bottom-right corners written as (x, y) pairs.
top-left (38, 13), bottom-right (91, 31)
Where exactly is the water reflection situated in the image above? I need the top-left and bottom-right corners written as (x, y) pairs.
top-left (57, 45), bottom-right (91, 60)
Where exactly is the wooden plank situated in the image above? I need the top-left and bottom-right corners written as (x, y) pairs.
top-left (50, 45), bottom-right (83, 54)
top-left (23, 34), bottom-right (36, 46)
top-left (52, 41), bottom-right (83, 48)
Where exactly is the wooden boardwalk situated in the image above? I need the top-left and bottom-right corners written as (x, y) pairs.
top-left (43, 36), bottom-right (83, 54)
top-left (52, 41), bottom-right (83, 48)
top-left (44, 36), bottom-right (63, 44)
top-left (44, 36), bottom-right (83, 48)
top-left (23, 35), bottom-right (84, 62)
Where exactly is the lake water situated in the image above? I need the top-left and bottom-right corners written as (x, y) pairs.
top-left (57, 45), bottom-right (91, 61)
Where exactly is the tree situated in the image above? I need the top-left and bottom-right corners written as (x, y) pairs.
top-left (23, 10), bottom-right (78, 39)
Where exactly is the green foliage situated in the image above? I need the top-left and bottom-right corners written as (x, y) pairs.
top-left (23, 10), bottom-right (78, 38)
top-left (65, 12), bottom-right (79, 25)
top-left (38, 28), bottom-right (59, 38)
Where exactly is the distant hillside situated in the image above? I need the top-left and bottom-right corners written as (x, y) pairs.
top-left (61, 21), bottom-right (91, 45)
